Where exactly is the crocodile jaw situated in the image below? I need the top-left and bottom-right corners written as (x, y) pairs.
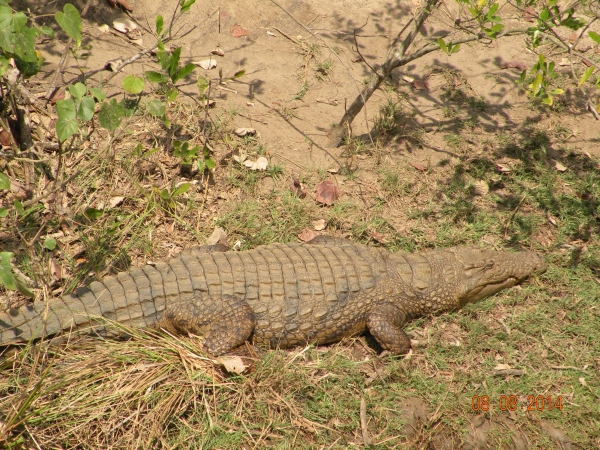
top-left (457, 249), bottom-right (547, 306)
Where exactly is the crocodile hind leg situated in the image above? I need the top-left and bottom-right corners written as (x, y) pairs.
top-left (156, 295), bottom-right (256, 356)
top-left (366, 303), bottom-right (411, 355)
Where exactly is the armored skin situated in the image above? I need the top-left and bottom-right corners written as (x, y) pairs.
top-left (0, 236), bottom-right (547, 355)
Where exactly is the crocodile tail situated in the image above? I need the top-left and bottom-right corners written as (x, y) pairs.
top-left (0, 265), bottom-right (166, 345)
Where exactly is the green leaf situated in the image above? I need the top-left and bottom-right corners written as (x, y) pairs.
top-left (41, 25), bottom-right (54, 37)
top-left (85, 207), bottom-right (103, 219)
top-left (578, 66), bottom-right (595, 87)
top-left (0, 207), bottom-right (7, 218)
top-left (539, 7), bottom-right (550, 21)
top-left (205, 157), bottom-right (216, 170)
top-left (233, 70), bottom-right (246, 79)
top-left (197, 75), bottom-right (209, 95)
top-left (98, 98), bottom-right (125, 131)
top-left (171, 183), bottom-right (190, 197)
top-left (561, 16), bottom-right (585, 30)
top-left (542, 94), bottom-right (553, 105)
top-left (0, 252), bottom-right (16, 291)
top-left (55, 3), bottom-right (82, 47)
top-left (589, 31), bottom-right (600, 44)
top-left (531, 72), bottom-right (543, 96)
top-left (44, 237), bottom-right (57, 250)
top-left (77, 95), bottom-right (95, 122)
top-left (12, 25), bottom-right (37, 63)
top-left (0, 55), bottom-right (8, 76)
top-left (55, 99), bottom-right (77, 120)
top-left (437, 38), bottom-right (448, 54)
top-left (15, 276), bottom-right (34, 298)
top-left (121, 98), bottom-right (138, 117)
top-left (56, 117), bottom-right (79, 142)
top-left (488, 3), bottom-right (499, 17)
top-left (145, 70), bottom-right (169, 83)
top-left (173, 63), bottom-right (195, 83)
top-left (68, 82), bottom-right (86, 99)
top-left (0, 172), bottom-right (9, 190)
top-left (549, 88), bottom-right (564, 95)
top-left (160, 188), bottom-right (171, 200)
top-left (168, 47), bottom-right (182, 80)
top-left (13, 200), bottom-right (24, 216)
top-left (180, 0), bottom-right (196, 14)
top-left (156, 15), bottom-right (164, 36)
top-left (145, 99), bottom-right (166, 117)
top-left (89, 87), bottom-right (106, 101)
top-left (451, 43), bottom-right (461, 54)
top-left (166, 88), bottom-right (178, 102)
top-left (122, 74), bottom-right (145, 94)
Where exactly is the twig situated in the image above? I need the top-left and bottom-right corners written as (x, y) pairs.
top-left (237, 112), bottom-right (268, 124)
top-left (102, 44), bottom-right (160, 85)
top-left (587, 100), bottom-right (600, 120)
top-left (360, 397), bottom-right (372, 446)
top-left (271, 26), bottom-right (300, 45)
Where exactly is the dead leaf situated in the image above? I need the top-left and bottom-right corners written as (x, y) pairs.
top-left (194, 58), bottom-right (217, 70)
top-left (554, 160), bottom-right (567, 172)
top-left (267, 30), bottom-right (276, 37)
top-left (495, 163), bottom-right (512, 173)
top-left (371, 231), bottom-right (386, 243)
top-left (298, 229), bottom-right (316, 242)
top-left (231, 25), bottom-right (248, 38)
top-left (211, 48), bottom-right (225, 57)
top-left (108, 196), bottom-right (124, 208)
top-left (290, 176), bottom-right (307, 198)
top-left (582, 59), bottom-right (593, 67)
top-left (579, 377), bottom-right (587, 386)
top-left (243, 156), bottom-right (268, 171)
top-left (410, 162), bottom-right (427, 172)
top-left (546, 212), bottom-right (558, 226)
top-left (0, 129), bottom-right (11, 146)
top-left (473, 180), bottom-right (489, 196)
top-left (500, 60), bottom-right (527, 71)
top-left (246, 102), bottom-right (255, 107)
top-left (402, 75), bottom-right (415, 83)
top-left (97, 24), bottom-right (110, 33)
top-left (315, 180), bottom-right (339, 205)
top-left (326, 168), bottom-right (339, 174)
top-left (107, 0), bottom-right (133, 12)
top-left (49, 257), bottom-right (62, 281)
top-left (218, 356), bottom-right (247, 374)
top-left (234, 127), bottom-right (256, 137)
top-left (494, 363), bottom-right (512, 371)
top-left (523, 7), bottom-right (536, 22)
top-left (105, 59), bottom-right (123, 72)
top-left (312, 219), bottom-right (327, 231)
top-left (412, 79), bottom-right (429, 90)
top-left (206, 226), bottom-right (228, 245)
top-left (113, 18), bottom-right (137, 34)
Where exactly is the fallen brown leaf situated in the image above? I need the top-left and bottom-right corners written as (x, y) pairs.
top-left (298, 229), bottom-right (316, 242)
top-left (0, 129), bottom-right (11, 146)
top-left (107, 0), bottom-right (133, 12)
top-left (412, 79), bottom-right (429, 90)
top-left (411, 162), bottom-right (427, 172)
top-left (312, 219), bottom-right (327, 231)
top-left (554, 160), bottom-right (567, 172)
top-left (231, 25), bottom-right (249, 38)
top-left (500, 60), bottom-right (527, 71)
top-left (315, 180), bottom-right (339, 205)
top-left (370, 231), bottom-right (386, 243)
top-left (495, 163), bottom-right (512, 174)
top-left (290, 176), bottom-right (307, 198)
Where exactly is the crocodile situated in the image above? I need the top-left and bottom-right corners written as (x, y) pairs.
top-left (0, 236), bottom-right (546, 355)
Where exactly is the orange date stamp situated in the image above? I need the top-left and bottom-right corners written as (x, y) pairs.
top-left (471, 395), bottom-right (563, 412)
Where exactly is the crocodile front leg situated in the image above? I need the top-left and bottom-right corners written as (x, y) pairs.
top-left (366, 303), bottom-right (411, 355)
top-left (156, 295), bottom-right (256, 355)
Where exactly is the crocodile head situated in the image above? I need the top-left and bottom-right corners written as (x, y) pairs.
top-left (453, 248), bottom-right (547, 306)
